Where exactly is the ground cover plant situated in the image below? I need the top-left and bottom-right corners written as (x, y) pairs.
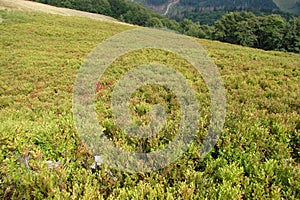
top-left (0, 10), bottom-right (300, 199)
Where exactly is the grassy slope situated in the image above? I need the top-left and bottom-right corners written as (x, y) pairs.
top-left (0, 0), bottom-right (132, 26)
top-left (0, 10), bottom-right (300, 199)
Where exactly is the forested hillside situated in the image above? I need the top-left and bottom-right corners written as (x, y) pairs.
top-left (178, 0), bottom-right (278, 8)
top-left (145, 0), bottom-right (278, 9)
top-left (31, 0), bottom-right (164, 26)
top-left (30, 0), bottom-right (300, 53)
top-left (135, 0), bottom-right (299, 24)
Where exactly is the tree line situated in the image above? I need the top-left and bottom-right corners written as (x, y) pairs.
top-left (170, 6), bottom-right (295, 25)
top-left (32, 0), bottom-right (300, 53)
top-left (213, 12), bottom-right (300, 52)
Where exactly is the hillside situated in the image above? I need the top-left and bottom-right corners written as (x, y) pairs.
top-left (0, 2), bottom-right (300, 199)
top-left (10, 0), bottom-right (299, 54)
top-left (274, 0), bottom-right (300, 14)
top-left (138, 0), bottom-right (278, 11)
top-left (134, 0), bottom-right (299, 24)
top-left (0, 0), bottom-right (132, 25)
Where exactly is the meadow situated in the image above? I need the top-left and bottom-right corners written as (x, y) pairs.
top-left (0, 10), bottom-right (299, 199)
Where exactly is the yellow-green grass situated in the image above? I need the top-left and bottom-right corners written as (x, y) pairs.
top-left (0, 0), bottom-right (132, 26)
top-left (0, 10), bottom-right (299, 199)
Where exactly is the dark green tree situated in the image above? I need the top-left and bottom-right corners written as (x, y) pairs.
top-left (282, 17), bottom-right (300, 53)
top-left (256, 14), bottom-right (286, 50)
top-left (214, 12), bottom-right (256, 44)
top-left (146, 17), bottom-right (164, 28)
top-left (235, 18), bottom-right (258, 46)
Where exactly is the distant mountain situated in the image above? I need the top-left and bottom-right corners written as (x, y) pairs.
top-left (273, 0), bottom-right (300, 14)
top-left (133, 0), bottom-right (299, 24)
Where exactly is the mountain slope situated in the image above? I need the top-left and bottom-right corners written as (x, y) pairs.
top-left (134, 0), bottom-right (299, 24)
top-left (0, 3), bottom-right (299, 199)
top-left (273, 0), bottom-right (300, 14)
top-left (0, 0), bottom-right (132, 25)
top-left (178, 0), bottom-right (278, 9)
top-left (136, 0), bottom-right (299, 13)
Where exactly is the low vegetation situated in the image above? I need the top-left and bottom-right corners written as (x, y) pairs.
top-left (0, 10), bottom-right (299, 199)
